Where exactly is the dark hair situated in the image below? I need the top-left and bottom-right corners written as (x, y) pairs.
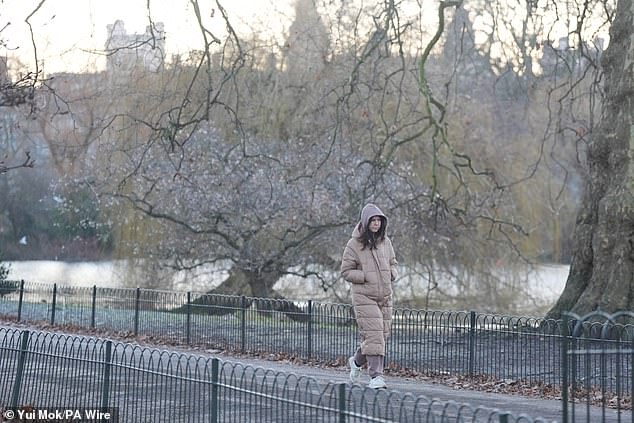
top-left (357, 216), bottom-right (386, 250)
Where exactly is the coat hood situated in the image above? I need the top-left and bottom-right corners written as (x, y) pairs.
top-left (353, 203), bottom-right (388, 236)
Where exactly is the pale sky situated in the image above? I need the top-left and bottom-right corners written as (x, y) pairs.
top-left (1, 0), bottom-right (611, 76)
top-left (1, 0), bottom-right (295, 73)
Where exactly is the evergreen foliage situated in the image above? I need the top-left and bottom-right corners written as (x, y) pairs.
top-left (0, 252), bottom-right (16, 297)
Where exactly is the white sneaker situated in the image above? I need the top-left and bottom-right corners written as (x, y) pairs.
top-left (348, 356), bottom-right (362, 383)
top-left (368, 375), bottom-right (387, 389)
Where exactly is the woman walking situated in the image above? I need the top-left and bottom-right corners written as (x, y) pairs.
top-left (340, 203), bottom-right (398, 389)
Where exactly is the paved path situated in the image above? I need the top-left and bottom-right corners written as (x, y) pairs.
top-left (195, 348), bottom-right (629, 423)
top-left (2, 321), bottom-right (631, 422)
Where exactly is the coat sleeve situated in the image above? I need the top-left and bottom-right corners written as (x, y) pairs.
top-left (341, 242), bottom-right (365, 284)
top-left (388, 238), bottom-right (398, 281)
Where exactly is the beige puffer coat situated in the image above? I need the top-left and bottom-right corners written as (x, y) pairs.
top-left (340, 204), bottom-right (398, 356)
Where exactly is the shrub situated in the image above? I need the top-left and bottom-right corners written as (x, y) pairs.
top-left (0, 252), bottom-right (18, 297)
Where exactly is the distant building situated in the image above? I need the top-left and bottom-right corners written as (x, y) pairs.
top-left (285, 0), bottom-right (330, 83)
top-left (105, 20), bottom-right (166, 76)
top-left (440, 6), bottom-right (496, 94)
top-left (539, 36), bottom-right (604, 77)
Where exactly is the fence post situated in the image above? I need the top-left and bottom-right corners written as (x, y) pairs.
top-left (10, 329), bottom-right (30, 408)
top-left (307, 300), bottom-right (313, 360)
top-left (134, 288), bottom-right (141, 336)
top-left (91, 285), bottom-right (97, 329)
top-left (17, 280), bottom-right (24, 322)
top-left (468, 310), bottom-right (476, 377)
top-left (337, 383), bottom-right (347, 423)
top-left (210, 357), bottom-right (220, 423)
top-left (51, 283), bottom-right (58, 325)
top-left (240, 295), bottom-right (247, 353)
top-left (186, 292), bottom-right (192, 345)
top-left (101, 340), bottom-right (113, 413)
top-left (561, 314), bottom-right (570, 423)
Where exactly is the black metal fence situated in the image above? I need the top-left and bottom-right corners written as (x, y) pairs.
top-left (0, 281), bottom-right (568, 384)
top-left (0, 327), bottom-right (551, 422)
top-left (561, 311), bottom-right (634, 423)
top-left (1, 280), bottom-right (633, 422)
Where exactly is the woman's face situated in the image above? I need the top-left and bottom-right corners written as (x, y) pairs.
top-left (368, 216), bottom-right (382, 233)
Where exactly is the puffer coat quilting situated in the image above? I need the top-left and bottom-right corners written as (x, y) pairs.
top-left (341, 205), bottom-right (398, 356)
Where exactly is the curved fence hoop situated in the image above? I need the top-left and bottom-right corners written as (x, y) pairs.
top-left (564, 310), bottom-right (634, 339)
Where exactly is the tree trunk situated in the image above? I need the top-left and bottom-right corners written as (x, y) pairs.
top-left (173, 266), bottom-right (310, 322)
top-left (546, 0), bottom-right (634, 319)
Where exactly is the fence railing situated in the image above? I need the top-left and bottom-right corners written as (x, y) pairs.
top-left (0, 281), bottom-right (568, 384)
top-left (561, 310), bottom-right (634, 423)
top-left (0, 327), bottom-right (552, 423)
top-left (1, 280), bottom-right (633, 422)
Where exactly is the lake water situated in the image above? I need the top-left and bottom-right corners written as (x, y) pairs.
top-left (7, 260), bottom-right (123, 288)
top-left (4, 260), bottom-right (569, 314)
top-left (4, 260), bottom-right (227, 291)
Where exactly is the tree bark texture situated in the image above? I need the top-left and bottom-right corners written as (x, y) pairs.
top-left (546, 0), bottom-right (634, 318)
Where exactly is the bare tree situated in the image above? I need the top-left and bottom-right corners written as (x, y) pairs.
top-left (0, 0), bottom-right (48, 175)
top-left (8, 0), bottom-right (621, 316)
top-left (0, 151), bottom-right (34, 175)
top-left (79, 0), bottom-right (544, 314)
top-left (0, 59), bottom-right (36, 174)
